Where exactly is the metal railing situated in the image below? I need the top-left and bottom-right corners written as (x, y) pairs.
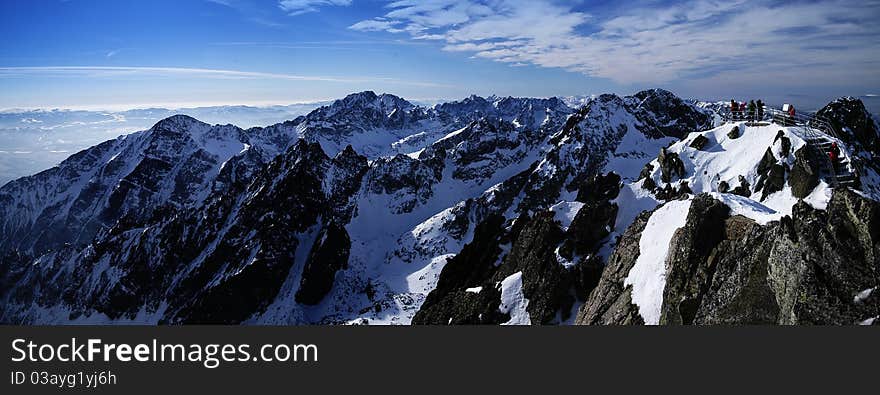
top-left (717, 106), bottom-right (856, 187)
top-left (718, 106), bottom-right (839, 137)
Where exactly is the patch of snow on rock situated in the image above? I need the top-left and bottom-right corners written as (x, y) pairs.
top-left (549, 201), bottom-right (584, 231)
top-left (498, 271), bottom-right (531, 325)
top-left (625, 198), bottom-right (693, 325)
top-left (854, 287), bottom-right (876, 303)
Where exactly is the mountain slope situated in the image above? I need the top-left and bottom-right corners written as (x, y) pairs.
top-left (575, 101), bottom-right (880, 325)
top-left (1, 89), bottom-right (877, 325)
top-left (0, 115), bottom-right (293, 256)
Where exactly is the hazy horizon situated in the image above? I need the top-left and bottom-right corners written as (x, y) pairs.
top-left (2, 1), bottom-right (879, 112)
top-left (2, 89), bottom-right (878, 115)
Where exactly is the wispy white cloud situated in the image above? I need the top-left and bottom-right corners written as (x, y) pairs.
top-left (205, 0), bottom-right (233, 6)
top-left (0, 66), bottom-right (454, 88)
top-left (206, 0), bottom-right (287, 28)
top-left (348, 18), bottom-right (401, 32)
top-left (349, 0), bottom-right (880, 87)
top-left (277, 0), bottom-right (352, 16)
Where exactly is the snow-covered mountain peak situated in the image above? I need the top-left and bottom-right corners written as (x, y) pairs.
top-left (3, 90), bottom-right (877, 326)
top-left (324, 91), bottom-right (415, 117)
top-left (150, 114), bottom-right (212, 136)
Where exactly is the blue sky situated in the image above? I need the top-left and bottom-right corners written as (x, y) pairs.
top-left (1, 0), bottom-right (878, 110)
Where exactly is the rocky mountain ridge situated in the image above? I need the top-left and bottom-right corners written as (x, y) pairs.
top-left (0, 89), bottom-right (877, 325)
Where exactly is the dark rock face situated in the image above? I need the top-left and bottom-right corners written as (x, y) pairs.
top-left (411, 214), bottom-right (512, 325)
top-left (564, 172), bottom-right (621, 260)
top-left (577, 190), bottom-right (880, 325)
top-left (642, 176), bottom-right (657, 192)
top-left (756, 148), bottom-right (787, 200)
top-left (415, 171), bottom-right (627, 325)
top-left (789, 147), bottom-right (819, 199)
top-left (363, 154), bottom-right (439, 214)
top-left (653, 182), bottom-right (692, 201)
top-left (816, 97), bottom-right (879, 155)
top-left (325, 145), bottom-right (370, 220)
top-left (731, 175), bottom-right (751, 197)
top-left (295, 223), bottom-right (351, 305)
top-left (698, 190), bottom-right (879, 324)
top-left (659, 196), bottom-right (730, 324)
top-left (166, 141), bottom-right (335, 324)
top-left (561, 203), bottom-right (617, 261)
top-left (727, 126), bottom-right (740, 139)
top-left (689, 134), bottom-right (710, 150)
top-left (629, 89), bottom-right (714, 139)
top-left (576, 172), bottom-right (621, 204)
top-left (503, 212), bottom-right (572, 324)
top-left (637, 163), bottom-right (654, 181)
top-left (413, 212), bottom-right (578, 325)
top-left (692, 214), bottom-right (779, 324)
top-left (0, 139), bottom-right (370, 324)
top-left (575, 210), bottom-right (653, 325)
top-left (658, 148), bottom-right (686, 183)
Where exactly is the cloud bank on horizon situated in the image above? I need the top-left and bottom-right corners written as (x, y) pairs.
top-left (347, 0), bottom-right (879, 86)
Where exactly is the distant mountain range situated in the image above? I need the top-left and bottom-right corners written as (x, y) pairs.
top-left (0, 102), bottom-right (331, 186)
top-left (0, 90), bottom-right (878, 325)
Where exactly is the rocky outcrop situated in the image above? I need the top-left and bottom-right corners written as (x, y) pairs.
top-left (658, 148), bottom-right (686, 183)
top-left (755, 148), bottom-right (787, 200)
top-left (727, 126), bottom-right (740, 139)
top-left (502, 212), bottom-right (572, 324)
top-left (577, 190), bottom-right (880, 325)
top-left (816, 97), bottom-right (879, 155)
top-left (716, 175), bottom-right (750, 197)
top-left (413, 211), bottom-right (591, 325)
top-left (575, 172), bottom-right (621, 204)
top-left (415, 171), bottom-right (626, 325)
top-left (731, 175), bottom-right (751, 197)
top-left (575, 210), bottom-right (653, 325)
top-left (363, 154), bottom-right (439, 214)
top-left (295, 222), bottom-right (351, 305)
top-left (697, 190), bottom-right (879, 324)
top-left (789, 147), bottom-right (819, 199)
top-left (658, 196), bottom-right (730, 324)
top-left (689, 134), bottom-right (710, 150)
top-left (411, 214), bottom-right (509, 325)
top-left (628, 89), bottom-right (714, 139)
top-left (557, 172), bottom-right (622, 262)
top-left (654, 182), bottom-right (692, 201)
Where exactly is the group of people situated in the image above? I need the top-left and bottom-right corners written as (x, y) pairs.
top-left (727, 97), bottom-right (842, 172)
top-left (729, 99), bottom-right (765, 122)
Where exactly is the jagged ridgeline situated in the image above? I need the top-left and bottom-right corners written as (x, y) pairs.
top-left (0, 91), bottom-right (877, 325)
